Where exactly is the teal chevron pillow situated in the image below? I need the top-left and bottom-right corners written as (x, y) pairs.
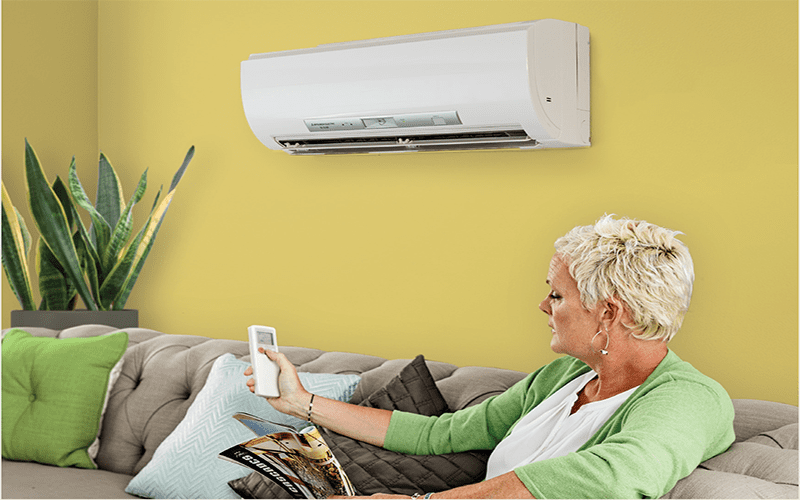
top-left (125, 353), bottom-right (360, 499)
top-left (2, 329), bottom-right (128, 469)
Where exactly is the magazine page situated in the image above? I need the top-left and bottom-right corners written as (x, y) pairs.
top-left (220, 413), bottom-right (355, 498)
top-left (219, 443), bottom-right (314, 499)
top-left (233, 411), bottom-right (299, 436)
top-left (239, 427), bottom-right (355, 498)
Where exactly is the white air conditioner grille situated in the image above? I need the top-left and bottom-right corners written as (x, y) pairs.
top-left (276, 129), bottom-right (537, 155)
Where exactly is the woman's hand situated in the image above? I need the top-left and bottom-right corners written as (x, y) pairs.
top-left (245, 349), bottom-right (310, 419)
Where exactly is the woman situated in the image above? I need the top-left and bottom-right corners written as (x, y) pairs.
top-left (246, 215), bottom-right (735, 498)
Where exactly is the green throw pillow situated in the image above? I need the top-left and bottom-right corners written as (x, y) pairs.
top-left (2, 328), bottom-right (128, 469)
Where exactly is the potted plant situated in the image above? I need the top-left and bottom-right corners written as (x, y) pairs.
top-left (1, 139), bottom-right (194, 329)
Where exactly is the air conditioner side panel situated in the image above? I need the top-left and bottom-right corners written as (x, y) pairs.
top-left (526, 19), bottom-right (589, 148)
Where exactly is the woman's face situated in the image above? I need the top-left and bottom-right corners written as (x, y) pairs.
top-left (539, 254), bottom-right (602, 357)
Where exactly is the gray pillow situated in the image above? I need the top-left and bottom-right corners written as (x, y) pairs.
top-left (661, 423), bottom-right (798, 499)
top-left (228, 355), bottom-right (490, 498)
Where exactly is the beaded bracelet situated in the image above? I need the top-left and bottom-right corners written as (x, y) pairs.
top-left (307, 394), bottom-right (315, 422)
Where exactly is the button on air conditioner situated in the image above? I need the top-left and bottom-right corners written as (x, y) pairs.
top-left (363, 117), bottom-right (397, 128)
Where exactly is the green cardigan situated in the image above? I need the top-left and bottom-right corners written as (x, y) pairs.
top-left (384, 350), bottom-right (735, 498)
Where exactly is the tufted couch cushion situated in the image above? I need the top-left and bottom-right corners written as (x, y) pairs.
top-left (2, 325), bottom-right (798, 499)
top-left (95, 333), bottom-right (252, 475)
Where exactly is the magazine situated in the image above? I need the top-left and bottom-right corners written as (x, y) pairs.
top-left (219, 412), bottom-right (355, 499)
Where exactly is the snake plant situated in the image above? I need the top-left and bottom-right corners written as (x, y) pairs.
top-left (1, 139), bottom-right (194, 311)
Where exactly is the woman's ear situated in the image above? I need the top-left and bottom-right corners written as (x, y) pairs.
top-left (600, 295), bottom-right (630, 330)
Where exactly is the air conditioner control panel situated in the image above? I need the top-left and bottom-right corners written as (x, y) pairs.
top-left (304, 111), bottom-right (461, 132)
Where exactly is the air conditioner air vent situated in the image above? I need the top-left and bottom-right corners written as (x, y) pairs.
top-left (277, 129), bottom-right (537, 155)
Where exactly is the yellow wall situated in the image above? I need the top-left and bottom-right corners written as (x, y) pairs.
top-left (2, 0), bottom-right (99, 318)
top-left (3, 1), bottom-right (797, 405)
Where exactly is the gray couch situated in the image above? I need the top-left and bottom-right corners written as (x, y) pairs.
top-left (2, 325), bottom-right (797, 499)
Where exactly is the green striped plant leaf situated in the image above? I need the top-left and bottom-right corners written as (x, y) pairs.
top-left (57, 175), bottom-right (103, 307)
top-left (24, 139), bottom-right (97, 310)
top-left (74, 226), bottom-right (100, 308)
top-left (169, 146), bottom-right (194, 191)
top-left (52, 176), bottom-right (74, 230)
top-left (36, 238), bottom-right (75, 310)
top-left (35, 177), bottom-right (82, 310)
top-left (59, 177), bottom-right (102, 270)
top-left (102, 169), bottom-right (147, 274)
top-left (68, 158), bottom-right (112, 264)
top-left (1, 183), bottom-right (36, 310)
top-left (14, 206), bottom-right (31, 255)
top-left (96, 153), bottom-right (124, 230)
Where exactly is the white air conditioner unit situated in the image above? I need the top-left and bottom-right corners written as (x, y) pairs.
top-left (241, 19), bottom-right (589, 155)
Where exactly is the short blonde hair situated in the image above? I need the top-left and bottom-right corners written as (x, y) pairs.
top-left (554, 214), bottom-right (694, 342)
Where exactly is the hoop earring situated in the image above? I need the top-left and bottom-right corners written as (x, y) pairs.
top-left (592, 330), bottom-right (610, 355)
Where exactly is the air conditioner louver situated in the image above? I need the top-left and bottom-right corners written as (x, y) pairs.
top-left (277, 129), bottom-right (537, 155)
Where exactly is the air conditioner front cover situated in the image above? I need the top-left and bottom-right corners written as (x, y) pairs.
top-left (241, 19), bottom-right (590, 154)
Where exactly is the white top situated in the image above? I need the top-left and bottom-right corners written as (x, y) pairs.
top-left (485, 371), bottom-right (639, 480)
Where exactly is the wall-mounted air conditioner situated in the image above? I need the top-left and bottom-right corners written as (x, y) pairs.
top-left (241, 19), bottom-right (589, 155)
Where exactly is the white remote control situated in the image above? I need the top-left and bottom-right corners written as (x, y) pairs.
top-left (248, 325), bottom-right (280, 398)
